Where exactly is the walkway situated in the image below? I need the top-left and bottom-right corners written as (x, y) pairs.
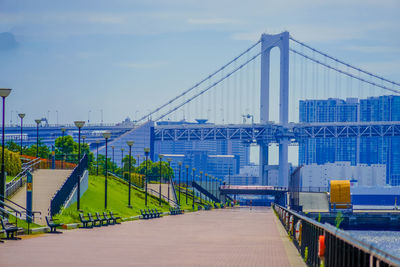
top-left (147, 183), bottom-right (177, 207)
top-left (10, 169), bottom-right (72, 225)
top-left (0, 207), bottom-right (304, 266)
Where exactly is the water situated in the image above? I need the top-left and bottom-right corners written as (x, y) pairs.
top-left (349, 231), bottom-right (400, 258)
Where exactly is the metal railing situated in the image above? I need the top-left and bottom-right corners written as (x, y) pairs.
top-left (273, 204), bottom-right (400, 267)
top-left (5, 158), bottom-right (41, 198)
top-left (49, 154), bottom-right (88, 216)
top-left (148, 188), bottom-right (179, 207)
top-left (170, 178), bottom-right (179, 206)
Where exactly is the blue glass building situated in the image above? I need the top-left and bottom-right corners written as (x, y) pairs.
top-left (299, 96), bottom-right (400, 185)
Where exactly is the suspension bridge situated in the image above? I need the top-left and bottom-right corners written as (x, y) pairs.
top-left (8, 31), bottom-right (400, 187)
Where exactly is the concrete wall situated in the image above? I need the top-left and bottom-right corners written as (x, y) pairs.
top-left (64, 170), bottom-right (89, 209)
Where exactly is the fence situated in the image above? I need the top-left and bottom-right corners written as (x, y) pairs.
top-left (49, 154), bottom-right (88, 216)
top-left (21, 155), bottom-right (77, 170)
top-left (273, 204), bottom-right (400, 267)
top-left (5, 158), bottom-right (41, 198)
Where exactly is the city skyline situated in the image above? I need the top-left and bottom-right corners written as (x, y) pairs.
top-left (1, 0), bottom-right (400, 125)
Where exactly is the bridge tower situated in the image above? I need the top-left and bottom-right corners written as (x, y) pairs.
top-left (259, 32), bottom-right (289, 186)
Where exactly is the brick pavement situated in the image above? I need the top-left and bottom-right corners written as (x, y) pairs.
top-left (0, 207), bottom-right (305, 266)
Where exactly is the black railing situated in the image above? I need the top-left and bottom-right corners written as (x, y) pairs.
top-left (273, 204), bottom-right (400, 267)
top-left (5, 158), bottom-right (41, 198)
top-left (49, 154), bottom-right (88, 216)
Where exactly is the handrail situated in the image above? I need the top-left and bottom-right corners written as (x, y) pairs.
top-left (107, 172), bottom-right (143, 189)
top-left (274, 204), bottom-right (400, 266)
top-left (148, 188), bottom-right (179, 206)
top-left (50, 154), bottom-right (88, 216)
top-left (170, 178), bottom-right (179, 206)
top-left (0, 194), bottom-right (39, 223)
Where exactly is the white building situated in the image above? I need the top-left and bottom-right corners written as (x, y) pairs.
top-left (300, 162), bottom-right (386, 189)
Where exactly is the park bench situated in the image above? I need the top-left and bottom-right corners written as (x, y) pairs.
top-left (0, 217), bottom-right (22, 240)
top-left (109, 212), bottom-right (122, 224)
top-left (148, 209), bottom-right (155, 219)
top-left (103, 212), bottom-right (114, 225)
top-left (140, 209), bottom-right (149, 219)
top-left (154, 209), bottom-right (161, 218)
top-left (45, 216), bottom-right (63, 233)
top-left (95, 212), bottom-right (108, 226)
top-left (88, 213), bottom-right (101, 227)
top-left (79, 213), bottom-right (92, 228)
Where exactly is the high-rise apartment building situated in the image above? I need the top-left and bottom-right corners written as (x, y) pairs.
top-left (299, 96), bottom-right (400, 185)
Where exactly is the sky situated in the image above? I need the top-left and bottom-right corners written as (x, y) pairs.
top-left (0, 0), bottom-right (400, 126)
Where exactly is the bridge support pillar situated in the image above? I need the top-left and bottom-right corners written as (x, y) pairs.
top-left (279, 139), bottom-right (289, 187)
top-left (259, 142), bottom-right (268, 185)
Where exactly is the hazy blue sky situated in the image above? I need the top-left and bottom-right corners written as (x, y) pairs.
top-left (1, 0), bottom-right (399, 125)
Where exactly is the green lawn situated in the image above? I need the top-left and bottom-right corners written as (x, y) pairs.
top-left (6, 176), bottom-right (15, 183)
top-left (54, 175), bottom-right (172, 224)
top-left (175, 186), bottom-right (215, 210)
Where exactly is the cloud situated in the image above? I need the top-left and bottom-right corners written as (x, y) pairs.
top-left (0, 32), bottom-right (18, 50)
top-left (187, 18), bottom-right (236, 25)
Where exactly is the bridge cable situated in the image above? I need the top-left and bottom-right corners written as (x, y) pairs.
top-left (136, 39), bottom-right (261, 124)
top-left (153, 39), bottom-right (281, 122)
top-left (291, 48), bottom-right (400, 95)
top-left (290, 36), bottom-right (400, 88)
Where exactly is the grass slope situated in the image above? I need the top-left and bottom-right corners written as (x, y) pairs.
top-left (54, 175), bottom-right (172, 224)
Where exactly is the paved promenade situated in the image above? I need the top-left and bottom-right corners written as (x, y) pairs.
top-left (0, 207), bottom-right (304, 266)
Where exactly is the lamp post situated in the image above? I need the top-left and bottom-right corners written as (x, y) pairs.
top-left (192, 168), bottom-right (195, 210)
top-left (34, 119), bottom-right (41, 158)
top-left (137, 155), bottom-right (140, 166)
top-left (228, 166), bottom-right (231, 187)
top-left (126, 141), bottom-right (134, 208)
top-left (121, 148), bottom-right (124, 166)
top-left (82, 135), bottom-right (86, 151)
top-left (0, 88), bottom-right (11, 208)
top-left (178, 161), bottom-right (182, 205)
top-left (103, 131), bottom-right (111, 209)
top-left (61, 128), bottom-right (66, 169)
top-left (167, 158), bottom-right (172, 203)
top-left (158, 154), bottom-right (164, 206)
top-left (185, 165), bottom-right (189, 205)
top-left (205, 173), bottom-right (208, 202)
top-left (18, 113), bottom-right (25, 155)
top-left (144, 147), bottom-right (150, 206)
top-left (111, 145), bottom-right (115, 173)
top-left (96, 140), bottom-right (100, 176)
top-left (74, 120), bottom-right (85, 211)
top-left (199, 171), bottom-right (203, 204)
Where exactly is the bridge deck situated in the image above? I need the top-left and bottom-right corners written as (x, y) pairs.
top-left (10, 169), bottom-right (72, 225)
top-left (0, 207), bottom-right (304, 266)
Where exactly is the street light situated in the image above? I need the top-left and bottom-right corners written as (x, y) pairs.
top-left (35, 119), bottom-right (41, 158)
top-left (17, 113), bottom-right (25, 155)
top-left (121, 148), bottom-right (124, 166)
top-left (144, 147), bottom-right (150, 206)
top-left (74, 120), bottom-right (85, 211)
top-left (0, 88), bottom-right (11, 208)
top-left (185, 165), bottom-right (189, 205)
top-left (178, 161), bottom-right (182, 205)
top-left (199, 171), bottom-right (203, 204)
top-left (228, 166), bottom-right (231, 188)
top-left (192, 168), bottom-right (196, 210)
top-left (167, 158), bottom-right (172, 203)
top-left (205, 173), bottom-right (208, 202)
top-left (96, 140), bottom-right (100, 176)
top-left (158, 154), bottom-right (164, 206)
top-left (103, 131), bottom-right (111, 209)
top-left (111, 145), bottom-right (115, 173)
top-left (126, 141), bottom-right (134, 208)
top-left (82, 135), bottom-right (86, 147)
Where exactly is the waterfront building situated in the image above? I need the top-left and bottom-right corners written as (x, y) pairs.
top-left (299, 96), bottom-right (400, 185)
top-left (300, 162), bottom-right (386, 189)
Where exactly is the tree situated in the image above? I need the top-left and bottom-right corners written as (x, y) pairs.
top-left (136, 159), bottom-right (173, 181)
top-left (121, 155), bottom-right (136, 173)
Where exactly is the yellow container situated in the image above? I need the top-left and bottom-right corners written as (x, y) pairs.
top-left (330, 180), bottom-right (351, 204)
